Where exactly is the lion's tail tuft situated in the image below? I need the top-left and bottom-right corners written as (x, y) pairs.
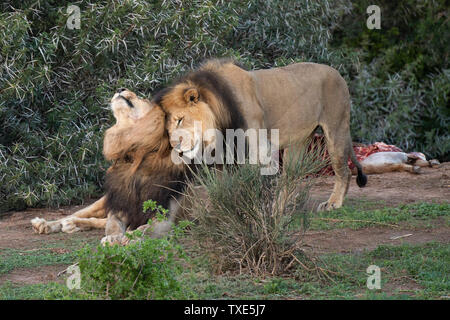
top-left (356, 167), bottom-right (367, 187)
top-left (349, 138), bottom-right (367, 188)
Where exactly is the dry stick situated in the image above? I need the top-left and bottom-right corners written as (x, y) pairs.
top-left (240, 238), bottom-right (264, 271)
top-left (390, 234), bottom-right (413, 240)
top-left (57, 262), bottom-right (79, 277)
top-left (121, 24), bottom-right (136, 39)
top-left (131, 265), bottom-right (144, 291)
top-left (313, 217), bottom-right (399, 228)
top-left (290, 254), bottom-right (315, 272)
top-left (283, 247), bottom-right (300, 272)
top-left (284, 257), bottom-right (296, 271)
top-left (317, 267), bottom-right (338, 283)
top-left (290, 253), bottom-right (337, 283)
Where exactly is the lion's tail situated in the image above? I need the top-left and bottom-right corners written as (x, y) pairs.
top-left (349, 138), bottom-right (367, 188)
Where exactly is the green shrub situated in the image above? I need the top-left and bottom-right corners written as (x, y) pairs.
top-left (76, 212), bottom-right (190, 300)
top-left (0, 0), bottom-right (240, 212)
top-left (1, 0), bottom-right (448, 212)
top-left (350, 66), bottom-right (449, 160)
top-left (334, 0), bottom-right (449, 161)
top-left (0, 0), bottom-right (353, 212)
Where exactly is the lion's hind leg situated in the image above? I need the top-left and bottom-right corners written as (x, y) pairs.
top-left (317, 126), bottom-right (352, 211)
top-left (31, 217), bottom-right (64, 234)
top-left (31, 196), bottom-right (107, 234)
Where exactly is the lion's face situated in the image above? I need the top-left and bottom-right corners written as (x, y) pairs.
top-left (104, 89), bottom-right (169, 164)
top-left (110, 89), bottom-right (153, 125)
top-left (160, 84), bottom-right (217, 155)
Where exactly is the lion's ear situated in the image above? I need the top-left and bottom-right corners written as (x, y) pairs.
top-left (184, 88), bottom-right (199, 105)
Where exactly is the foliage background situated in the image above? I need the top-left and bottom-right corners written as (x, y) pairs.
top-left (1, 0), bottom-right (448, 212)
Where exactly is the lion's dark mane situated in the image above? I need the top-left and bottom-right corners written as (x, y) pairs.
top-left (104, 59), bottom-right (247, 230)
top-left (152, 59), bottom-right (246, 132)
top-left (104, 161), bottom-right (187, 230)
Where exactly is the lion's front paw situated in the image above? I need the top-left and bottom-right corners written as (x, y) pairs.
top-left (31, 217), bottom-right (51, 234)
top-left (61, 218), bottom-right (81, 234)
top-left (317, 201), bottom-right (328, 212)
top-left (101, 234), bottom-right (126, 246)
top-left (317, 201), bottom-right (340, 212)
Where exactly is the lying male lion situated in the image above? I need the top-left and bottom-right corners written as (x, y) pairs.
top-left (155, 59), bottom-right (367, 211)
top-left (31, 89), bottom-right (187, 244)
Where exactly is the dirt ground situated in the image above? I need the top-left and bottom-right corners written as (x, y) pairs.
top-left (304, 223), bottom-right (450, 254)
top-left (305, 162), bottom-right (450, 253)
top-left (310, 162), bottom-right (450, 207)
top-left (0, 163), bottom-right (449, 287)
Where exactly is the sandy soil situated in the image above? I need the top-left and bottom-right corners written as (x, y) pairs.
top-left (303, 222), bottom-right (449, 254)
top-left (0, 163), bottom-right (449, 286)
top-left (310, 162), bottom-right (450, 207)
top-left (304, 162), bottom-right (450, 254)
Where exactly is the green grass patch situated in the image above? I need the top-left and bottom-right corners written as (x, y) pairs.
top-left (0, 234), bottom-right (100, 276)
top-left (366, 242), bottom-right (449, 298)
top-left (304, 202), bottom-right (450, 230)
top-left (0, 282), bottom-right (78, 300)
top-left (190, 242), bottom-right (449, 300)
top-left (0, 248), bottom-right (76, 275)
top-left (2, 242), bottom-right (448, 300)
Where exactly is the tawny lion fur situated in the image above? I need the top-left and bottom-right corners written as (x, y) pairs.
top-left (158, 59), bottom-right (367, 211)
top-left (31, 90), bottom-right (186, 244)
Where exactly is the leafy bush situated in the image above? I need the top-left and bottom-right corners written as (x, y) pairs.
top-left (0, 0), bottom-right (240, 212)
top-left (228, 0), bottom-right (353, 69)
top-left (185, 141), bottom-right (329, 276)
top-left (1, 0), bottom-right (448, 212)
top-left (76, 210), bottom-right (190, 300)
top-left (333, 0), bottom-right (449, 161)
top-left (350, 67), bottom-right (450, 158)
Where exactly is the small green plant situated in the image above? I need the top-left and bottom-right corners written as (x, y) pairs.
top-left (76, 201), bottom-right (190, 300)
top-left (142, 199), bottom-right (169, 224)
top-left (143, 199), bottom-right (168, 216)
top-left (263, 278), bottom-right (291, 295)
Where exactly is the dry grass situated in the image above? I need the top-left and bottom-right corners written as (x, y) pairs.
top-left (184, 139), bottom-right (329, 276)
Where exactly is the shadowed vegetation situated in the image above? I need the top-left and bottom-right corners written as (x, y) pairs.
top-left (1, 0), bottom-right (448, 212)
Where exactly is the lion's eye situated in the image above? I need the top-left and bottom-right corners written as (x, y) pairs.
top-left (176, 117), bottom-right (183, 127)
top-left (120, 96), bottom-right (134, 108)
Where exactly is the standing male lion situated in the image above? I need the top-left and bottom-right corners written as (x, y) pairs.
top-left (156, 59), bottom-right (367, 211)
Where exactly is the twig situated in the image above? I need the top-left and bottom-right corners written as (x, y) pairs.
top-left (131, 265), bottom-right (143, 291)
top-left (390, 234), bottom-right (413, 240)
top-left (290, 253), bottom-right (314, 272)
top-left (57, 262), bottom-right (78, 277)
top-left (121, 24), bottom-right (136, 39)
top-left (317, 267), bottom-right (337, 283)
